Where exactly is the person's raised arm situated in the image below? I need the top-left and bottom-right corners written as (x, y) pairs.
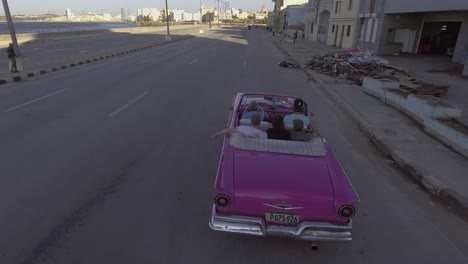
top-left (213, 127), bottom-right (237, 139)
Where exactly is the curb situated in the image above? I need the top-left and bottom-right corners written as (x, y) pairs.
top-left (274, 40), bottom-right (468, 218)
top-left (0, 35), bottom-right (195, 86)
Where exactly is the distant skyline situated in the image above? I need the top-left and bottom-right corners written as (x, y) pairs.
top-left (1, 0), bottom-right (274, 16)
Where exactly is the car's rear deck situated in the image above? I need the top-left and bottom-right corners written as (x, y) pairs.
top-left (229, 133), bottom-right (327, 157)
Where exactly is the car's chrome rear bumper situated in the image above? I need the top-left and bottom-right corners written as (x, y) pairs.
top-left (209, 205), bottom-right (352, 242)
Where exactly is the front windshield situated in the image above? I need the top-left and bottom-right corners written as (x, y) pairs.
top-left (242, 94), bottom-right (297, 110)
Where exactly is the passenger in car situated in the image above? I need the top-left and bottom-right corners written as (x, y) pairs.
top-left (284, 98), bottom-right (310, 128)
top-left (266, 115), bottom-right (290, 140)
top-left (213, 115), bottom-right (267, 139)
top-left (241, 101), bottom-right (265, 121)
top-left (290, 120), bottom-right (320, 142)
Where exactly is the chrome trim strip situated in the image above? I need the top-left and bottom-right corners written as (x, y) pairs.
top-left (209, 205), bottom-right (353, 242)
top-left (264, 204), bottom-right (305, 210)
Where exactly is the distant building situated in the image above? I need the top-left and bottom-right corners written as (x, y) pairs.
top-left (232, 8), bottom-right (241, 17)
top-left (137, 8), bottom-right (160, 21)
top-left (237, 12), bottom-right (250, 20)
top-left (65, 8), bottom-right (74, 20)
top-left (102, 13), bottom-right (112, 21)
top-left (282, 5), bottom-right (306, 31)
top-left (182, 12), bottom-right (201, 22)
top-left (172, 9), bottom-right (185, 22)
top-left (202, 6), bottom-right (216, 22)
top-left (183, 12), bottom-right (193, 21)
top-left (121, 8), bottom-right (128, 21)
top-left (267, 12), bottom-right (275, 27)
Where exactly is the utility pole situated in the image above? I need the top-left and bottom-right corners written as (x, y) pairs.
top-left (2, 0), bottom-right (21, 56)
top-left (165, 0), bottom-right (171, 40)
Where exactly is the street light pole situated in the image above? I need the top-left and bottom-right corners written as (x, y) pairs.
top-left (165, 0), bottom-right (171, 41)
top-left (2, 0), bottom-right (21, 56)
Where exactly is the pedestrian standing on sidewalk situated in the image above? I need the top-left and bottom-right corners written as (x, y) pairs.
top-left (293, 30), bottom-right (298, 44)
top-left (6, 43), bottom-right (19, 73)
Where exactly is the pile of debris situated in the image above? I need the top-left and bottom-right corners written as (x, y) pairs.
top-left (280, 47), bottom-right (449, 97)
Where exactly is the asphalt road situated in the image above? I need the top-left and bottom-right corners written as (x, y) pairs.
top-left (0, 27), bottom-right (467, 264)
top-left (0, 26), bottom-right (200, 73)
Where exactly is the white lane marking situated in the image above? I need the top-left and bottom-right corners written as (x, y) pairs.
top-left (79, 50), bottom-right (89, 53)
top-left (189, 58), bottom-right (199, 65)
top-left (109, 91), bottom-right (149, 118)
top-left (139, 58), bottom-right (153, 64)
top-left (32, 48), bottom-right (40, 51)
top-left (243, 60), bottom-right (247, 69)
top-left (3, 88), bottom-right (70, 113)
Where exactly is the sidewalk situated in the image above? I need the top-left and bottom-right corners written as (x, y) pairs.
top-left (273, 35), bottom-right (468, 217)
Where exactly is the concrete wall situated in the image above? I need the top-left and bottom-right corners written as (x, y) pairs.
top-left (385, 0), bottom-right (468, 14)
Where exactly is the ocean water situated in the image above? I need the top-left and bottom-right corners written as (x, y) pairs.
top-left (0, 22), bottom-right (136, 35)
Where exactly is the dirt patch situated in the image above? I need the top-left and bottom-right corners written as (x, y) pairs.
top-left (440, 118), bottom-right (468, 135)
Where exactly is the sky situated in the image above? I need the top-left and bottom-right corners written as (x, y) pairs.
top-left (1, 0), bottom-right (274, 15)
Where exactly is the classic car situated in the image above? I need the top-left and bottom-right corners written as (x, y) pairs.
top-left (209, 93), bottom-right (359, 245)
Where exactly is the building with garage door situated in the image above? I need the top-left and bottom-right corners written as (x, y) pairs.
top-left (358, 0), bottom-right (468, 64)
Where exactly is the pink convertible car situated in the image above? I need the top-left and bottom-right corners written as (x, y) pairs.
top-left (210, 93), bottom-right (359, 244)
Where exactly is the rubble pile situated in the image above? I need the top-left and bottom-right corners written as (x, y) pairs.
top-left (281, 47), bottom-right (450, 97)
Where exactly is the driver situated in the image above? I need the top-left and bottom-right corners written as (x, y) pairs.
top-left (241, 101), bottom-right (264, 121)
top-left (284, 98), bottom-right (310, 129)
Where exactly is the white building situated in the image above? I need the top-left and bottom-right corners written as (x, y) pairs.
top-left (172, 9), bottom-right (185, 22)
top-left (223, 10), bottom-right (233, 20)
top-left (65, 8), bottom-right (74, 20)
top-left (102, 13), bottom-right (112, 21)
top-left (121, 8), bottom-right (128, 21)
top-left (232, 8), bottom-right (241, 17)
top-left (137, 8), bottom-right (160, 21)
top-left (182, 12), bottom-right (201, 21)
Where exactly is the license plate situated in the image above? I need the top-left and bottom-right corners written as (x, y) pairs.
top-left (266, 212), bottom-right (300, 224)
